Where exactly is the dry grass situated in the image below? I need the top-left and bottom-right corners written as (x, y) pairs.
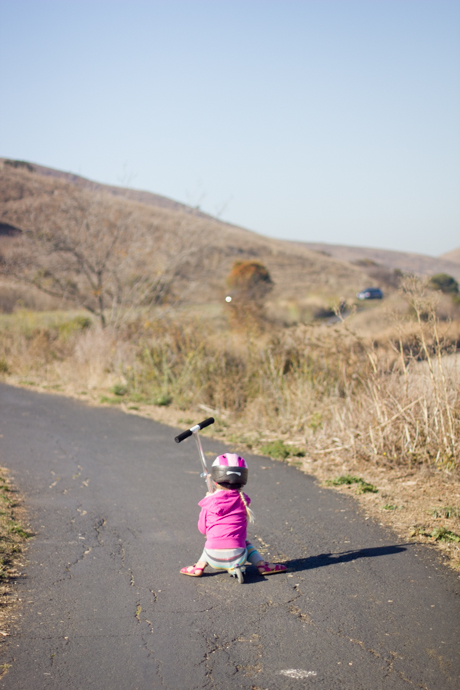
top-left (0, 468), bottom-right (32, 674)
top-left (0, 279), bottom-right (459, 569)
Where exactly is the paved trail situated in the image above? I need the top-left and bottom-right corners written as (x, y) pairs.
top-left (0, 384), bottom-right (459, 689)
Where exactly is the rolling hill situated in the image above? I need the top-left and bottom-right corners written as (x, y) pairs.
top-left (0, 158), bottom-right (458, 314)
top-left (440, 247), bottom-right (460, 265)
top-left (292, 242), bottom-right (460, 282)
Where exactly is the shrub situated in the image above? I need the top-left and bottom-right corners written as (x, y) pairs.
top-left (111, 383), bottom-right (128, 396)
top-left (259, 440), bottom-right (305, 460)
top-left (227, 261), bottom-right (273, 299)
top-left (430, 527), bottom-right (460, 543)
top-left (4, 159), bottom-right (34, 172)
top-left (226, 261), bottom-right (274, 329)
top-left (313, 305), bottom-right (335, 320)
top-left (428, 273), bottom-right (459, 295)
top-left (154, 393), bottom-right (172, 407)
top-left (58, 316), bottom-right (92, 338)
top-left (99, 396), bottom-right (123, 405)
top-left (325, 475), bottom-right (378, 493)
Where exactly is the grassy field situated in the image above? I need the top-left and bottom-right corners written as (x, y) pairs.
top-left (0, 279), bottom-right (459, 569)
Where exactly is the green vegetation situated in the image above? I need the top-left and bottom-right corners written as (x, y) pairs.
top-left (431, 527), bottom-right (460, 543)
top-left (325, 475), bottom-right (378, 494)
top-left (57, 315), bottom-right (92, 338)
top-left (307, 413), bottom-right (323, 432)
top-left (430, 506), bottom-right (460, 519)
top-left (10, 524), bottom-right (33, 539)
top-left (153, 393), bottom-right (172, 407)
top-left (0, 310), bottom-right (93, 341)
top-left (111, 383), bottom-right (128, 396)
top-left (4, 159), bottom-right (34, 172)
top-left (428, 273), bottom-right (459, 295)
top-left (259, 439), bottom-right (305, 460)
top-left (99, 396), bottom-right (123, 405)
top-left (411, 525), bottom-right (460, 543)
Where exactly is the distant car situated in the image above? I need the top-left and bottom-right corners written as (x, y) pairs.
top-left (356, 287), bottom-right (383, 300)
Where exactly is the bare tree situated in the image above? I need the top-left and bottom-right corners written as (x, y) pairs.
top-left (0, 187), bottom-right (208, 327)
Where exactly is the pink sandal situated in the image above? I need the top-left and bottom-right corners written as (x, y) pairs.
top-left (257, 562), bottom-right (287, 576)
top-left (180, 564), bottom-right (204, 577)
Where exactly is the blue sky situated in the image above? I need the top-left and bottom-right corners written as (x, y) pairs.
top-left (1, 0), bottom-right (459, 255)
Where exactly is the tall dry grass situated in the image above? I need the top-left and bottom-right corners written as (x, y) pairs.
top-left (1, 279), bottom-right (459, 473)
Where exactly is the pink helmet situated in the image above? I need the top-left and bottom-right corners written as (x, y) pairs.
top-left (211, 453), bottom-right (248, 486)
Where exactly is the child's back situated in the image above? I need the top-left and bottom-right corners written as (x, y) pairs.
top-left (198, 489), bottom-right (251, 549)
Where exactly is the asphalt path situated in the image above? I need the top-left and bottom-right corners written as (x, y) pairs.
top-left (0, 383), bottom-right (459, 690)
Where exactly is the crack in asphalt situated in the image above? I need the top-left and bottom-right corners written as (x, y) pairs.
top-left (193, 596), bottom-right (283, 687)
top-left (153, 655), bottom-right (168, 689)
top-left (136, 634), bottom-right (169, 689)
top-left (51, 516), bottom-right (107, 586)
top-left (202, 632), bottom-right (238, 687)
top-left (325, 628), bottom-right (435, 689)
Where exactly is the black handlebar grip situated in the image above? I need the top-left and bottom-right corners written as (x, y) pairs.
top-left (174, 417), bottom-right (215, 443)
top-left (174, 429), bottom-right (193, 443)
top-left (198, 417), bottom-right (215, 430)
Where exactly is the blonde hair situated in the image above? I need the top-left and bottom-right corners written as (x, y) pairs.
top-left (214, 481), bottom-right (255, 524)
top-left (239, 490), bottom-right (255, 524)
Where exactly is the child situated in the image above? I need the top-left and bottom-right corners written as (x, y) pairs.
top-left (180, 453), bottom-right (287, 577)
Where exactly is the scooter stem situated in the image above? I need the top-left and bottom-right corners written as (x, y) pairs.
top-left (193, 430), bottom-right (214, 494)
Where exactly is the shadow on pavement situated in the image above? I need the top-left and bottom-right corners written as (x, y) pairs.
top-left (188, 545), bottom-right (410, 584)
top-left (285, 543), bottom-right (409, 573)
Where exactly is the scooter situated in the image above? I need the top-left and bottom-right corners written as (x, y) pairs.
top-left (174, 417), bottom-right (245, 583)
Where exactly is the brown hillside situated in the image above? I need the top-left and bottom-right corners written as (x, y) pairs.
top-left (440, 247), bottom-right (460, 265)
top-left (293, 241), bottom-right (460, 282)
top-left (0, 158), bottom-right (207, 217)
top-left (0, 160), bottom-right (369, 307)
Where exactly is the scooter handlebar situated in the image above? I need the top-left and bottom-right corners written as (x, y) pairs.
top-left (174, 429), bottom-right (193, 443)
top-left (197, 417), bottom-right (215, 431)
top-left (174, 417), bottom-right (215, 443)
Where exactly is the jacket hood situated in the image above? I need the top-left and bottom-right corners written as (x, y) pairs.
top-left (198, 490), bottom-right (250, 516)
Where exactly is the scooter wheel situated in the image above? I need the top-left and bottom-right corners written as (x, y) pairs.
top-left (235, 566), bottom-right (244, 584)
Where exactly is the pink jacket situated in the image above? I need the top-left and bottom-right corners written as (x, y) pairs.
top-left (198, 489), bottom-right (251, 549)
